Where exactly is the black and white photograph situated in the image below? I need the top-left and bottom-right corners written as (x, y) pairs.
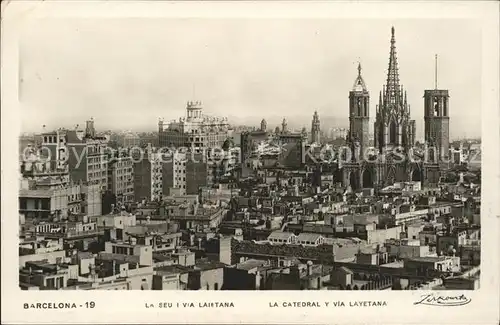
top-left (2, 1), bottom-right (499, 324)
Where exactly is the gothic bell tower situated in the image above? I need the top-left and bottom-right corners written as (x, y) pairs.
top-left (311, 111), bottom-right (321, 144)
top-left (424, 55), bottom-right (450, 161)
top-left (348, 62), bottom-right (370, 157)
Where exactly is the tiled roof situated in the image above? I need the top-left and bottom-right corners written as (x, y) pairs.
top-left (296, 233), bottom-right (323, 242)
top-left (268, 231), bottom-right (295, 241)
top-left (338, 266), bottom-right (354, 274)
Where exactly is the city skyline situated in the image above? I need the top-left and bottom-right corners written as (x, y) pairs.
top-left (19, 18), bottom-right (481, 139)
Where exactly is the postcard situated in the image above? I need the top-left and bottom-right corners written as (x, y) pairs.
top-left (1, 1), bottom-right (499, 324)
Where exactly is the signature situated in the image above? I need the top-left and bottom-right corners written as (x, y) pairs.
top-left (414, 294), bottom-right (472, 307)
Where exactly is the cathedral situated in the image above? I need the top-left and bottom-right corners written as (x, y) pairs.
top-left (342, 27), bottom-right (448, 191)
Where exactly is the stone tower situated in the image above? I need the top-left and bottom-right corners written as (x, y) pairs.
top-left (260, 119), bottom-right (267, 132)
top-left (158, 118), bottom-right (164, 133)
top-left (348, 62), bottom-right (370, 156)
top-left (281, 118), bottom-right (288, 134)
top-left (424, 55), bottom-right (450, 161)
top-left (85, 118), bottom-right (96, 138)
top-left (311, 111), bottom-right (321, 144)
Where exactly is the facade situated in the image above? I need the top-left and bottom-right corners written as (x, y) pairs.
top-left (241, 130), bottom-right (269, 161)
top-left (162, 152), bottom-right (208, 196)
top-left (158, 101), bottom-right (231, 151)
top-left (38, 119), bottom-right (109, 192)
top-left (108, 156), bottom-right (134, 205)
top-left (123, 133), bottom-right (141, 148)
top-left (19, 183), bottom-right (101, 219)
top-left (133, 151), bottom-right (163, 202)
top-left (342, 27), bottom-right (448, 191)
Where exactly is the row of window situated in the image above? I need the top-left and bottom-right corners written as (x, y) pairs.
top-left (88, 157), bottom-right (103, 164)
top-left (45, 276), bottom-right (65, 289)
top-left (112, 246), bottom-right (134, 255)
top-left (68, 194), bottom-right (82, 202)
top-left (88, 172), bottom-right (107, 179)
top-left (43, 136), bottom-right (64, 144)
top-left (115, 168), bottom-right (133, 175)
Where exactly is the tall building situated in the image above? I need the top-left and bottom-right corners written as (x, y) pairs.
top-left (311, 111), bottom-right (321, 144)
top-left (162, 152), bottom-right (208, 196)
top-left (158, 101), bottom-right (231, 151)
top-left (133, 150), bottom-right (163, 202)
top-left (108, 155), bottom-right (134, 205)
top-left (349, 63), bottom-right (370, 154)
top-left (37, 120), bottom-right (109, 191)
top-left (424, 56), bottom-right (450, 161)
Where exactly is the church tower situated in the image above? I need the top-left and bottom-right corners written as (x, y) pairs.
top-left (281, 118), bottom-right (288, 134)
top-left (311, 111), bottom-right (321, 144)
top-left (260, 118), bottom-right (267, 132)
top-left (348, 62), bottom-right (370, 156)
top-left (424, 55), bottom-right (450, 161)
top-left (374, 27), bottom-right (415, 153)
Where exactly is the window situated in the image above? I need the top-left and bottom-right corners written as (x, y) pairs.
top-left (46, 278), bottom-right (55, 289)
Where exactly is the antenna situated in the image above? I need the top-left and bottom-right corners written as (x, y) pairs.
top-left (435, 54), bottom-right (438, 89)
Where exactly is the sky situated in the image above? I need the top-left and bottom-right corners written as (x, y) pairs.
top-left (19, 18), bottom-right (482, 140)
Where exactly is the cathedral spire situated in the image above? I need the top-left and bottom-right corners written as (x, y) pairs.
top-left (352, 61), bottom-right (367, 92)
top-left (385, 26), bottom-right (401, 99)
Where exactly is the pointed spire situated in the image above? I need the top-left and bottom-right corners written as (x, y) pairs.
top-left (352, 61), bottom-right (367, 92)
top-left (385, 26), bottom-right (400, 99)
top-left (435, 54), bottom-right (438, 89)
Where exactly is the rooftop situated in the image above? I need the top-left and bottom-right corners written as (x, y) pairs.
top-left (268, 231), bottom-right (295, 241)
top-left (155, 265), bottom-right (191, 274)
top-left (236, 259), bottom-right (268, 271)
top-left (407, 256), bottom-right (453, 263)
top-left (19, 189), bottom-right (52, 198)
top-left (296, 233), bottom-right (323, 242)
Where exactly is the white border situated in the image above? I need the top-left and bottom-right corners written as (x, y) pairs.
top-left (2, 1), bottom-right (499, 324)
